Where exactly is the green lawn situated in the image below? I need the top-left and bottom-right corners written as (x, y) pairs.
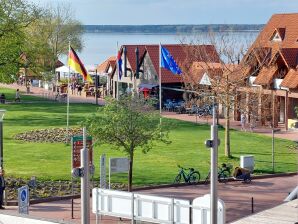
top-left (0, 87), bottom-right (297, 185)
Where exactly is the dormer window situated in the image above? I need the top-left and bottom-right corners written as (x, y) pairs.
top-left (271, 31), bottom-right (282, 42)
top-left (270, 28), bottom-right (285, 42)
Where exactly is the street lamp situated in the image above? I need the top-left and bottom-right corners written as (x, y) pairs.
top-left (0, 109), bottom-right (6, 169)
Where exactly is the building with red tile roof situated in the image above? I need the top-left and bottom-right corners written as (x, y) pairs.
top-left (240, 13), bottom-right (298, 130)
top-left (108, 44), bottom-right (220, 100)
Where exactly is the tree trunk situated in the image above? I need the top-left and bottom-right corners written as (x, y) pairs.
top-left (224, 110), bottom-right (231, 157)
top-left (128, 149), bottom-right (134, 192)
top-left (225, 94), bottom-right (231, 157)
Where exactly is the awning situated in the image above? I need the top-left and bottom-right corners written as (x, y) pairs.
top-left (138, 83), bottom-right (158, 89)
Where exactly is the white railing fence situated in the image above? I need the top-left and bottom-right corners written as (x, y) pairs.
top-left (92, 188), bottom-right (225, 224)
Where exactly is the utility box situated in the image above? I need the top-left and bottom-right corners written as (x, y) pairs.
top-left (240, 155), bottom-right (254, 173)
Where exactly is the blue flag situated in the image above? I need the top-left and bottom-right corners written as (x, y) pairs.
top-left (160, 46), bottom-right (182, 75)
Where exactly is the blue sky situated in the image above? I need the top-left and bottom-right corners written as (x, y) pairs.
top-left (30, 0), bottom-right (297, 25)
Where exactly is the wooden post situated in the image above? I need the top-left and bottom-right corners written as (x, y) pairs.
top-left (285, 91), bottom-right (288, 131)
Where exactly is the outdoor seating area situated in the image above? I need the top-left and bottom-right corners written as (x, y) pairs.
top-left (163, 99), bottom-right (213, 117)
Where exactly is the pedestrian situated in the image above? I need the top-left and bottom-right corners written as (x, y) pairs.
top-left (250, 115), bottom-right (256, 132)
top-left (15, 89), bottom-right (20, 102)
top-left (78, 85), bottom-right (82, 96)
top-left (0, 168), bottom-right (5, 209)
top-left (71, 83), bottom-right (75, 95)
top-left (240, 113), bottom-right (246, 131)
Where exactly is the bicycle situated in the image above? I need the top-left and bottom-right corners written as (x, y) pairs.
top-left (174, 165), bottom-right (201, 184)
top-left (204, 163), bottom-right (233, 184)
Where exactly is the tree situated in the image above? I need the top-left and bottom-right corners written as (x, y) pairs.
top-left (180, 32), bottom-right (268, 157)
top-left (23, 2), bottom-right (83, 83)
top-left (84, 95), bottom-right (171, 191)
top-left (0, 0), bottom-right (39, 83)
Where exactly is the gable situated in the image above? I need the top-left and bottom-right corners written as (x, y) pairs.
top-left (271, 31), bottom-right (282, 42)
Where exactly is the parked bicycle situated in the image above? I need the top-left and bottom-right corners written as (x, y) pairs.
top-left (204, 163), bottom-right (233, 184)
top-left (174, 165), bottom-right (201, 184)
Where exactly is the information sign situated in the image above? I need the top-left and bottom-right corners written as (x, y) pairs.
top-left (110, 158), bottom-right (129, 173)
top-left (71, 136), bottom-right (93, 169)
top-left (100, 154), bottom-right (106, 189)
top-left (18, 185), bottom-right (29, 214)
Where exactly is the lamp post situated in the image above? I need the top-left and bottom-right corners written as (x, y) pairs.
top-left (95, 69), bottom-right (98, 105)
top-left (0, 109), bottom-right (6, 169)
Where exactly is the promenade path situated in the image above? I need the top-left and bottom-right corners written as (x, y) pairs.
top-left (1, 83), bottom-right (297, 141)
top-left (0, 175), bottom-right (297, 223)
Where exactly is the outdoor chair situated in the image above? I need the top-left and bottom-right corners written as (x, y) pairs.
top-left (165, 101), bottom-right (174, 111)
top-left (187, 105), bottom-right (198, 115)
top-left (175, 101), bottom-right (185, 114)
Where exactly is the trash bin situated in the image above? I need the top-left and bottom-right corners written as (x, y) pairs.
top-left (240, 155), bottom-right (254, 173)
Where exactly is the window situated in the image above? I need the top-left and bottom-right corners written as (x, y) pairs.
top-left (271, 31), bottom-right (282, 42)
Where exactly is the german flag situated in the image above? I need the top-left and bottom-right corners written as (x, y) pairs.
top-left (68, 46), bottom-right (93, 83)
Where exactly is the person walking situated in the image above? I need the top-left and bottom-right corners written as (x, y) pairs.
top-left (0, 169), bottom-right (5, 209)
top-left (15, 89), bottom-right (20, 102)
top-left (240, 113), bottom-right (246, 131)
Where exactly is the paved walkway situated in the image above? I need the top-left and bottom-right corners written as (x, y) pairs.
top-left (1, 83), bottom-right (297, 141)
top-left (162, 112), bottom-right (298, 141)
top-left (0, 175), bottom-right (297, 223)
top-left (0, 83), bottom-right (105, 105)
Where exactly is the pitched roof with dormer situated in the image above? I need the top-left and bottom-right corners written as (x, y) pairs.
top-left (144, 44), bottom-right (220, 83)
top-left (244, 13), bottom-right (298, 89)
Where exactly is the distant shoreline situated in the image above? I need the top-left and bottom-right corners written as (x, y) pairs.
top-left (84, 30), bottom-right (261, 34)
top-left (83, 24), bottom-right (264, 34)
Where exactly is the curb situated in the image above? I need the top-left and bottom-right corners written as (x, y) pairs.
top-left (7, 194), bottom-right (81, 206)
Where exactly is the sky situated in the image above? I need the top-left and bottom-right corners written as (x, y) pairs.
top-left (29, 0), bottom-right (298, 25)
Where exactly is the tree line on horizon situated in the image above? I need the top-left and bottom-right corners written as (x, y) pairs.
top-left (84, 24), bottom-right (264, 34)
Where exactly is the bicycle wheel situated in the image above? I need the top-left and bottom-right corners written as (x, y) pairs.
top-left (218, 170), bottom-right (230, 183)
top-left (189, 171), bottom-right (200, 184)
top-left (174, 174), bottom-right (182, 183)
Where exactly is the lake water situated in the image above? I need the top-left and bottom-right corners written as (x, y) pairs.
top-left (61, 31), bottom-right (260, 66)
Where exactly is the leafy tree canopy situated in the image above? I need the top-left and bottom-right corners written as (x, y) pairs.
top-left (84, 94), bottom-right (171, 191)
top-left (0, 0), bottom-right (39, 83)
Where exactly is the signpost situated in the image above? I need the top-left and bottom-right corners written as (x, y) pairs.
top-left (109, 157), bottom-right (129, 189)
top-left (71, 136), bottom-right (93, 169)
top-left (18, 185), bottom-right (29, 214)
top-left (71, 135), bottom-right (93, 221)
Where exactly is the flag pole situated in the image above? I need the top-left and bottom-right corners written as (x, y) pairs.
top-left (68, 41), bottom-right (74, 219)
top-left (116, 41), bottom-right (119, 100)
top-left (159, 43), bottom-right (162, 125)
top-left (67, 42), bottom-right (70, 137)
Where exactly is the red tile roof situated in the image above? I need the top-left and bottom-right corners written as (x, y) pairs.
top-left (244, 13), bottom-right (298, 89)
top-left (281, 69), bottom-right (298, 89)
top-left (280, 48), bottom-right (298, 68)
top-left (254, 66), bottom-right (278, 85)
top-left (254, 13), bottom-right (298, 49)
top-left (144, 44), bottom-right (220, 83)
top-left (96, 56), bottom-right (116, 73)
top-left (121, 45), bottom-right (146, 73)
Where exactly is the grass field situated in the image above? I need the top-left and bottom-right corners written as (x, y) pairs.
top-left (0, 87), bottom-right (297, 185)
